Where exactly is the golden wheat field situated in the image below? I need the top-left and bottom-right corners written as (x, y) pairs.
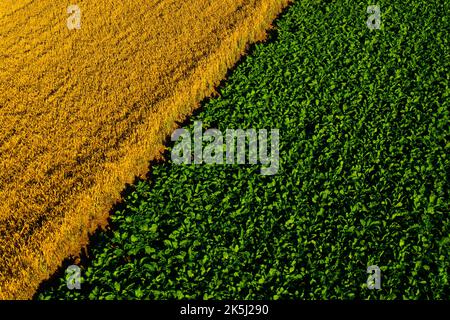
top-left (0, 0), bottom-right (290, 299)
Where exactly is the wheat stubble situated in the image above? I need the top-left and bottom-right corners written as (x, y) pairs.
top-left (0, 0), bottom-right (290, 298)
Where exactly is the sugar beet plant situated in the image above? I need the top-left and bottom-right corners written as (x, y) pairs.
top-left (38, 0), bottom-right (449, 299)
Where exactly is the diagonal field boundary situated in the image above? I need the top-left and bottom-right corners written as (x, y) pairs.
top-left (0, 0), bottom-right (291, 299)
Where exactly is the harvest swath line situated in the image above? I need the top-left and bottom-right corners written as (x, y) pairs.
top-left (0, 0), bottom-right (291, 299)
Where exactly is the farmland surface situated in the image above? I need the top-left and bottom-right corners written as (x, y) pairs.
top-left (38, 0), bottom-right (449, 300)
top-left (0, 0), bottom-right (290, 299)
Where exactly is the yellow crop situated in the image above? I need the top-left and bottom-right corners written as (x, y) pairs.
top-left (0, 0), bottom-right (290, 299)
